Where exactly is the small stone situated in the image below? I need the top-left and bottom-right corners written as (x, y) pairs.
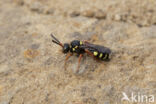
top-left (24, 49), bottom-right (39, 59)
top-left (30, 2), bottom-right (45, 13)
top-left (83, 97), bottom-right (97, 104)
top-left (46, 8), bottom-right (55, 15)
top-left (70, 11), bottom-right (80, 17)
top-left (82, 10), bottom-right (95, 17)
top-left (141, 20), bottom-right (150, 26)
top-left (31, 44), bottom-right (40, 49)
top-left (121, 14), bottom-right (128, 22)
top-left (94, 10), bottom-right (106, 19)
top-left (44, 57), bottom-right (55, 65)
top-left (15, 0), bottom-right (24, 6)
top-left (114, 14), bottom-right (121, 21)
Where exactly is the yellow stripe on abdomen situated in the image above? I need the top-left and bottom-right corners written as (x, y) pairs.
top-left (99, 53), bottom-right (103, 58)
top-left (93, 51), bottom-right (98, 56)
top-left (103, 54), bottom-right (107, 59)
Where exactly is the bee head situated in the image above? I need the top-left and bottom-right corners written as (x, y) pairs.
top-left (63, 43), bottom-right (70, 53)
top-left (51, 34), bottom-right (71, 54)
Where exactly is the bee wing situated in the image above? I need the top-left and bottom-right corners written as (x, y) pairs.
top-left (81, 42), bottom-right (111, 54)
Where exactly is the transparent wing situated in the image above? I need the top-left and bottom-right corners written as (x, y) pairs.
top-left (81, 42), bottom-right (111, 53)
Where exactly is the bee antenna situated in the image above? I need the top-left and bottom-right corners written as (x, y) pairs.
top-left (51, 34), bottom-right (60, 43)
top-left (51, 34), bottom-right (63, 47)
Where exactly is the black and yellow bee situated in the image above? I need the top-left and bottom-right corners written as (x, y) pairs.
top-left (51, 34), bottom-right (111, 72)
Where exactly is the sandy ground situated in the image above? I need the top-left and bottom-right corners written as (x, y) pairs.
top-left (0, 0), bottom-right (156, 104)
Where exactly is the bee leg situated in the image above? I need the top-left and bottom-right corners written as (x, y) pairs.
top-left (85, 49), bottom-right (95, 59)
top-left (85, 49), bottom-right (100, 62)
top-left (76, 54), bottom-right (83, 73)
top-left (64, 53), bottom-right (73, 70)
top-left (83, 40), bottom-right (90, 44)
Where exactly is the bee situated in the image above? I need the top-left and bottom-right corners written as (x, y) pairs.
top-left (51, 34), bottom-right (111, 73)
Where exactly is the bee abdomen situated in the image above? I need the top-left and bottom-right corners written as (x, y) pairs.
top-left (93, 51), bottom-right (110, 60)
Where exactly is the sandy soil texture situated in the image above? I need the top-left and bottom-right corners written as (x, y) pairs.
top-left (0, 0), bottom-right (156, 104)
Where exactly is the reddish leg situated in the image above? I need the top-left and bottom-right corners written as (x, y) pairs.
top-left (76, 54), bottom-right (83, 73)
top-left (85, 49), bottom-right (100, 61)
top-left (64, 53), bottom-right (73, 70)
top-left (85, 49), bottom-right (95, 58)
top-left (83, 40), bottom-right (90, 44)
